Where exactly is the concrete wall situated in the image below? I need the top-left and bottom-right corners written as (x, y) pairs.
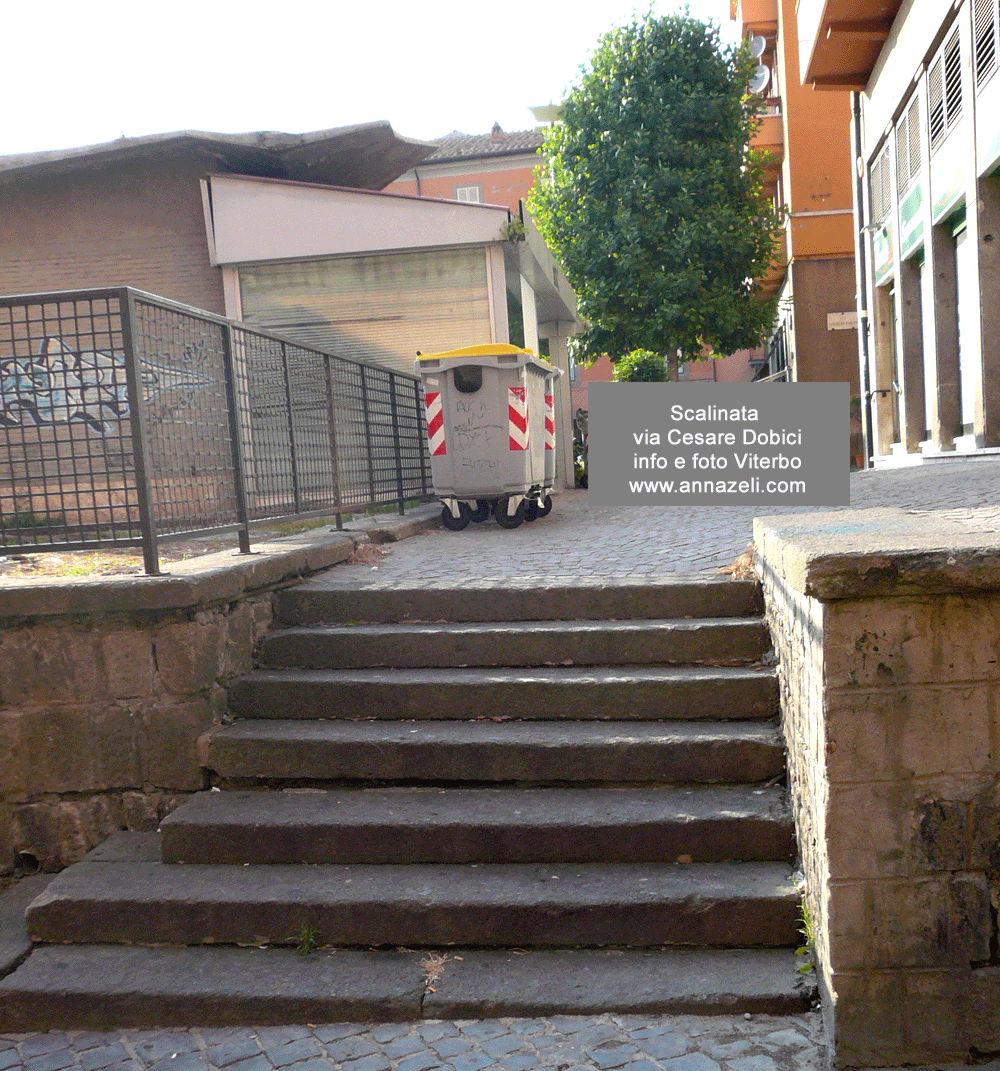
top-left (0, 531), bottom-right (359, 875)
top-left (0, 155), bottom-right (225, 314)
top-left (756, 507), bottom-right (1000, 1066)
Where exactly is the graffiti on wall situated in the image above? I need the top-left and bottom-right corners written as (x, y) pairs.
top-left (0, 338), bottom-right (214, 435)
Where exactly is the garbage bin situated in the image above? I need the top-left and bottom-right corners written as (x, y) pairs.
top-left (416, 344), bottom-right (562, 530)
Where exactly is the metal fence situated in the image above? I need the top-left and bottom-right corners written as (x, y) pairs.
top-left (0, 287), bottom-right (433, 574)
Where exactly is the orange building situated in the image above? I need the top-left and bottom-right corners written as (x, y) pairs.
top-left (735, 0), bottom-right (860, 394)
top-left (385, 124), bottom-right (542, 212)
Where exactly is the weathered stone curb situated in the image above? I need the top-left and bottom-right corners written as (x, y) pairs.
top-left (754, 506), bottom-right (1000, 599)
top-left (0, 877), bottom-right (53, 977)
top-left (0, 505), bottom-right (441, 619)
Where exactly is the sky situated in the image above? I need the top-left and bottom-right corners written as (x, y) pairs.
top-left (3, 0), bottom-right (737, 158)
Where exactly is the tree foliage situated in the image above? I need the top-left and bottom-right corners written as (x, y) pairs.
top-left (528, 12), bottom-right (783, 364)
top-left (613, 349), bottom-right (667, 381)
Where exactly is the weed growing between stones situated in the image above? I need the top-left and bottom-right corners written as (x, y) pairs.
top-left (293, 924), bottom-right (322, 955)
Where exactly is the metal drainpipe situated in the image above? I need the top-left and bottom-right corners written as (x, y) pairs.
top-left (414, 167), bottom-right (421, 197)
top-left (852, 90), bottom-right (874, 469)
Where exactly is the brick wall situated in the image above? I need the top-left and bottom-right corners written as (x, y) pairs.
top-left (0, 154), bottom-right (225, 314)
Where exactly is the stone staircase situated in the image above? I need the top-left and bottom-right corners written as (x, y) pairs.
top-left (0, 578), bottom-right (812, 1030)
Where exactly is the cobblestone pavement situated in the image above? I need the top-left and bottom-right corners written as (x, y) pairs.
top-left (0, 1012), bottom-right (828, 1071)
top-left (4, 460), bottom-right (1000, 1070)
top-left (326, 458), bottom-right (1000, 586)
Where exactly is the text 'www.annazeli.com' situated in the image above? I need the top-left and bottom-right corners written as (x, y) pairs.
top-left (628, 479), bottom-right (807, 495)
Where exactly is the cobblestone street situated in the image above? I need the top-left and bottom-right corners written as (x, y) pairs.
top-left (1, 1013), bottom-right (826, 1071)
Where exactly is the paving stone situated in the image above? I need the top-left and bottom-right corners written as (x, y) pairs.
top-left (79, 1044), bottom-right (131, 1070)
top-left (310, 1025), bottom-right (369, 1043)
top-left (147, 1054), bottom-right (208, 1071)
top-left (276, 1061), bottom-right (337, 1071)
top-left (448, 1053), bottom-right (495, 1071)
top-left (586, 1044), bottom-right (640, 1069)
top-left (415, 1022), bottom-right (459, 1042)
top-left (339, 1055), bottom-right (391, 1071)
top-left (660, 1054), bottom-right (721, 1071)
top-left (727, 1057), bottom-right (778, 1071)
top-left (72, 1033), bottom-right (124, 1052)
top-left (254, 1027), bottom-right (314, 1048)
top-left (430, 1036), bottom-right (472, 1058)
top-left (620, 1063), bottom-right (664, 1071)
top-left (504, 1021), bottom-right (547, 1037)
top-left (17, 1052), bottom-right (75, 1071)
top-left (323, 1036), bottom-right (384, 1062)
top-left (0, 1050), bottom-right (19, 1071)
top-left (225, 1056), bottom-right (273, 1071)
top-left (395, 1053), bottom-right (441, 1071)
top-left (368, 1023), bottom-right (411, 1044)
top-left (19, 1036), bottom-right (69, 1057)
top-left (457, 1022), bottom-right (509, 1042)
top-left (264, 1039), bottom-right (323, 1068)
top-left (206, 1038), bottom-right (262, 1068)
top-left (134, 1033), bottom-right (201, 1062)
top-left (496, 1056), bottom-right (536, 1071)
top-left (479, 1035), bottom-right (525, 1058)
top-left (379, 1035), bottom-right (425, 1059)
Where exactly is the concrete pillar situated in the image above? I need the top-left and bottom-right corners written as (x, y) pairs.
top-left (894, 256), bottom-right (927, 450)
top-left (519, 275), bottom-right (539, 355)
top-left (973, 178), bottom-right (1000, 446)
top-left (538, 322), bottom-right (576, 490)
top-left (925, 222), bottom-right (961, 450)
top-left (871, 283), bottom-right (897, 454)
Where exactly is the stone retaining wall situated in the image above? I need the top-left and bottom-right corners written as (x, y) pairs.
top-left (756, 507), bottom-right (1000, 1067)
top-left (0, 527), bottom-right (378, 875)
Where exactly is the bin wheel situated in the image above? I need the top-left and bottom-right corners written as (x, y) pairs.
top-left (441, 502), bottom-right (471, 531)
top-left (524, 498), bottom-right (540, 522)
top-left (494, 496), bottom-right (525, 529)
top-left (468, 500), bottom-right (491, 523)
top-left (536, 494), bottom-right (553, 517)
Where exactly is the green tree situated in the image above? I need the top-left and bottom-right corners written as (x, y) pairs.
top-left (613, 349), bottom-right (667, 381)
top-left (528, 12), bottom-right (782, 365)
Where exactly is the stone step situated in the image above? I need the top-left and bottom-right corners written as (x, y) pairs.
top-left (0, 945), bottom-right (812, 1031)
top-left (159, 785), bottom-right (794, 865)
top-left (206, 719), bottom-right (786, 785)
top-left (257, 617), bottom-right (770, 670)
top-left (228, 665), bottom-right (779, 721)
top-left (27, 835), bottom-right (799, 949)
top-left (276, 578), bottom-right (762, 626)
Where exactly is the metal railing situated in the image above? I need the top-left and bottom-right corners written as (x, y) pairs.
top-left (0, 287), bottom-right (432, 573)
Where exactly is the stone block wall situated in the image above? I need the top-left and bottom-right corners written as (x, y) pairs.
top-left (756, 508), bottom-right (1000, 1067)
top-left (0, 530), bottom-right (359, 875)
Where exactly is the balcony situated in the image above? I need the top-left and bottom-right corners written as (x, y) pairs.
top-left (758, 231), bottom-right (789, 301)
top-left (753, 111), bottom-right (784, 170)
top-left (733, 0), bottom-right (778, 35)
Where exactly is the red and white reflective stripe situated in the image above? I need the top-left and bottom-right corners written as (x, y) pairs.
top-left (544, 393), bottom-right (555, 450)
top-left (508, 386), bottom-right (528, 450)
top-left (424, 391), bottom-right (446, 456)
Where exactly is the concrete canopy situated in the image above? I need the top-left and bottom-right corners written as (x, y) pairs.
top-left (796, 0), bottom-right (903, 90)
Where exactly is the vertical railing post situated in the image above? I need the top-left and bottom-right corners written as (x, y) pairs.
top-left (359, 365), bottom-right (377, 508)
top-left (389, 373), bottom-right (406, 515)
top-left (119, 288), bottom-right (160, 575)
top-left (324, 354), bottom-right (345, 530)
top-left (220, 322), bottom-right (252, 554)
top-left (280, 341), bottom-right (302, 514)
top-left (415, 379), bottom-right (431, 496)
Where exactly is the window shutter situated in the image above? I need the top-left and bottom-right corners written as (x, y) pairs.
top-left (975, 0), bottom-right (997, 86)
top-left (928, 54), bottom-right (946, 151)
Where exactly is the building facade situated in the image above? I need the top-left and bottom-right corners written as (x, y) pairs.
top-left (734, 0), bottom-right (861, 396)
top-left (798, 0), bottom-right (1000, 463)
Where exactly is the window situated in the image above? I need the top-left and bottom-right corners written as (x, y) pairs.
top-left (870, 143), bottom-right (892, 224)
top-left (976, 0), bottom-right (998, 87)
top-left (895, 95), bottom-right (922, 195)
top-left (929, 27), bottom-right (963, 153)
top-left (455, 185), bottom-right (482, 203)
